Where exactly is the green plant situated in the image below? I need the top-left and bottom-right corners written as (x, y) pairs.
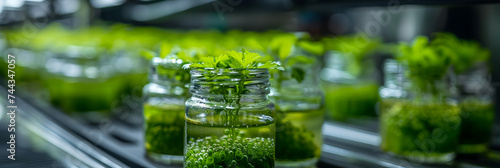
top-left (185, 50), bottom-right (280, 167)
top-left (432, 33), bottom-right (490, 74)
top-left (397, 36), bottom-right (453, 99)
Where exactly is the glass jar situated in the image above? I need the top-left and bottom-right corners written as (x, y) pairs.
top-left (379, 59), bottom-right (461, 164)
top-left (270, 61), bottom-right (325, 167)
top-left (455, 65), bottom-right (495, 154)
top-left (143, 56), bottom-right (189, 165)
top-left (321, 51), bottom-right (379, 121)
top-left (113, 50), bottom-right (149, 98)
top-left (185, 68), bottom-right (276, 168)
top-left (42, 46), bottom-right (123, 116)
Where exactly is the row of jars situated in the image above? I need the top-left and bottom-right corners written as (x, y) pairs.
top-left (1, 28), bottom-right (495, 166)
top-left (144, 52), bottom-right (494, 167)
top-left (0, 45), bottom-right (148, 118)
top-left (143, 52), bottom-right (325, 167)
top-left (321, 35), bottom-right (496, 163)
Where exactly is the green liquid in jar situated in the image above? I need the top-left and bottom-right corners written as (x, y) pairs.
top-left (144, 103), bottom-right (185, 156)
top-left (380, 100), bottom-right (461, 163)
top-left (185, 115), bottom-right (275, 168)
top-left (458, 100), bottom-right (494, 153)
top-left (275, 109), bottom-right (324, 162)
top-left (324, 83), bottom-right (379, 121)
top-left (44, 77), bottom-right (124, 113)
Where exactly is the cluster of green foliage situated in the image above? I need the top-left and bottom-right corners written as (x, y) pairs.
top-left (275, 119), bottom-right (319, 160)
top-left (185, 130), bottom-right (275, 168)
top-left (187, 49), bottom-right (282, 70)
top-left (397, 36), bottom-right (453, 97)
top-left (381, 100), bottom-right (461, 157)
top-left (397, 34), bottom-right (490, 97)
top-left (432, 33), bottom-right (490, 74)
top-left (144, 104), bottom-right (185, 155)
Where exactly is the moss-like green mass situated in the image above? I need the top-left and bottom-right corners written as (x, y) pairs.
top-left (459, 100), bottom-right (495, 145)
top-left (144, 104), bottom-right (185, 155)
top-left (185, 134), bottom-right (275, 168)
top-left (381, 100), bottom-right (461, 158)
top-left (275, 119), bottom-right (319, 161)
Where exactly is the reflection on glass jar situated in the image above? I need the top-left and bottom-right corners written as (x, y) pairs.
top-left (321, 51), bottom-right (379, 121)
top-left (456, 65), bottom-right (495, 154)
top-left (143, 56), bottom-right (189, 165)
top-left (42, 46), bottom-right (124, 115)
top-left (379, 60), bottom-right (461, 164)
top-left (185, 68), bottom-right (276, 168)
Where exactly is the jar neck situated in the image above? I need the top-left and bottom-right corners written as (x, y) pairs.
top-left (383, 59), bottom-right (450, 101)
top-left (148, 57), bottom-right (189, 87)
top-left (189, 68), bottom-right (270, 101)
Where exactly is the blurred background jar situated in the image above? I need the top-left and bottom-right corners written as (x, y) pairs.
top-left (185, 68), bottom-right (276, 168)
top-left (379, 59), bottom-right (461, 164)
top-left (269, 46), bottom-right (325, 167)
top-left (41, 46), bottom-right (123, 117)
top-left (455, 64), bottom-right (495, 154)
top-left (431, 33), bottom-right (496, 154)
top-left (320, 34), bottom-right (381, 122)
top-left (142, 55), bottom-right (189, 165)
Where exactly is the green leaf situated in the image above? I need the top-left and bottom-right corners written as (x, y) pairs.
top-left (431, 32), bottom-right (490, 74)
top-left (257, 61), bottom-right (284, 71)
top-left (226, 50), bottom-right (244, 68)
top-left (278, 41), bottom-right (294, 60)
top-left (242, 52), bottom-right (262, 68)
top-left (298, 40), bottom-right (325, 55)
top-left (200, 57), bottom-right (217, 68)
top-left (160, 42), bottom-right (173, 58)
top-left (187, 63), bottom-right (204, 68)
top-left (140, 50), bottom-right (157, 60)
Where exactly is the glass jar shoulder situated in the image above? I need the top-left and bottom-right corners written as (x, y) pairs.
top-left (185, 96), bottom-right (275, 126)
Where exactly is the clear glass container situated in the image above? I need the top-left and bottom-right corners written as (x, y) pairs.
top-left (379, 59), bottom-right (461, 164)
top-left (455, 65), bottom-right (495, 154)
top-left (185, 68), bottom-right (276, 168)
top-left (270, 60), bottom-right (325, 167)
top-left (143, 56), bottom-right (189, 165)
top-left (42, 46), bottom-right (123, 116)
top-left (321, 51), bottom-right (379, 121)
